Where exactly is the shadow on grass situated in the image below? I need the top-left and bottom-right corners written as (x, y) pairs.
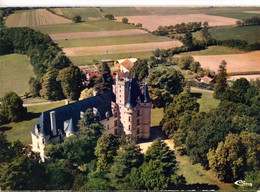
top-left (177, 183), bottom-right (220, 190)
top-left (191, 92), bottom-right (202, 99)
top-left (25, 112), bottom-right (41, 121)
top-left (138, 125), bottom-right (167, 144)
top-left (0, 126), bottom-right (12, 132)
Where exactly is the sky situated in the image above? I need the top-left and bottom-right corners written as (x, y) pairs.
top-left (1, 0), bottom-right (260, 7)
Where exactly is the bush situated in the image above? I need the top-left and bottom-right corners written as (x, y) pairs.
top-left (121, 17), bottom-right (128, 24)
top-left (72, 15), bottom-right (81, 23)
top-left (104, 14), bottom-right (114, 20)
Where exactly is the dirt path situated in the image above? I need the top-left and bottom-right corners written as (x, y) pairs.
top-left (63, 40), bottom-right (182, 56)
top-left (50, 29), bottom-right (149, 40)
top-left (190, 87), bottom-right (213, 93)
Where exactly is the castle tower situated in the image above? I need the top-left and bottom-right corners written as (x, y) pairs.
top-left (113, 76), bottom-right (152, 141)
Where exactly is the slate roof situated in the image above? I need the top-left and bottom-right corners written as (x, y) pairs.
top-left (31, 92), bottom-right (115, 137)
top-left (125, 78), bottom-right (144, 109)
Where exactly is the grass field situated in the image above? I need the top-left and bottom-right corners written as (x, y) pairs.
top-left (31, 19), bottom-right (135, 34)
top-left (0, 101), bottom-right (66, 144)
top-left (191, 90), bottom-right (220, 112)
top-left (51, 8), bottom-right (102, 21)
top-left (69, 51), bottom-right (153, 65)
top-left (57, 35), bottom-right (171, 48)
top-left (193, 25), bottom-right (260, 43)
top-left (208, 12), bottom-right (260, 20)
top-left (0, 54), bottom-right (35, 97)
top-left (5, 9), bottom-right (72, 27)
top-left (180, 46), bottom-right (245, 56)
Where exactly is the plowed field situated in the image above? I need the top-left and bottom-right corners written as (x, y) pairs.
top-left (50, 29), bottom-right (149, 40)
top-left (192, 51), bottom-right (260, 73)
top-left (63, 40), bottom-right (182, 56)
top-left (5, 9), bottom-right (72, 27)
top-left (116, 14), bottom-right (238, 31)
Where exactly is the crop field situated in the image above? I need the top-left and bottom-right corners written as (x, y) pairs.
top-left (50, 7), bottom-right (102, 21)
top-left (57, 34), bottom-right (171, 48)
top-left (193, 25), bottom-right (260, 43)
top-left (31, 18), bottom-right (135, 34)
top-left (50, 29), bottom-right (149, 40)
top-left (5, 9), bottom-right (72, 27)
top-left (180, 46), bottom-right (245, 56)
top-left (63, 40), bottom-right (182, 56)
top-left (0, 101), bottom-right (65, 144)
top-left (191, 51), bottom-right (260, 74)
top-left (116, 14), bottom-right (238, 31)
top-left (0, 54), bottom-right (35, 97)
top-left (244, 11), bottom-right (260, 14)
top-left (229, 74), bottom-right (260, 81)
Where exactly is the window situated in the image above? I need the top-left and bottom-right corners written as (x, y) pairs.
top-left (137, 110), bottom-right (140, 116)
top-left (129, 116), bottom-right (131, 122)
top-left (42, 138), bottom-right (45, 144)
top-left (137, 119), bottom-right (140, 125)
top-left (115, 129), bottom-right (118, 135)
top-left (114, 112), bottom-right (117, 117)
top-left (137, 128), bottom-right (140, 134)
top-left (119, 90), bottom-right (121, 92)
top-left (114, 120), bottom-right (118, 126)
top-left (107, 125), bottom-right (109, 130)
top-left (129, 125), bottom-right (131, 130)
top-left (120, 95), bottom-right (121, 97)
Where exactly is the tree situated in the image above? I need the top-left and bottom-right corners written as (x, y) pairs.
top-left (57, 66), bottom-right (82, 100)
top-left (178, 56), bottom-right (194, 70)
top-left (213, 60), bottom-right (228, 99)
top-left (108, 144), bottom-right (144, 189)
top-left (200, 25), bottom-right (212, 46)
top-left (129, 59), bottom-right (148, 83)
top-left (95, 134), bottom-right (120, 172)
top-left (190, 61), bottom-right (201, 73)
top-left (28, 77), bottom-right (41, 97)
top-left (40, 68), bottom-right (64, 101)
top-left (79, 87), bottom-right (94, 100)
top-left (232, 78), bottom-right (250, 93)
top-left (148, 68), bottom-right (184, 108)
top-left (207, 133), bottom-right (245, 182)
top-left (50, 53), bottom-right (73, 70)
top-left (72, 15), bottom-right (81, 23)
top-left (0, 91), bottom-right (27, 122)
top-left (182, 31), bottom-right (194, 49)
top-left (104, 14), bottom-right (114, 20)
top-left (121, 17), bottom-right (128, 24)
top-left (94, 62), bottom-right (113, 94)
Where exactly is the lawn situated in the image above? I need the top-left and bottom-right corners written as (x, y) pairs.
top-left (191, 90), bottom-right (220, 112)
top-left (0, 54), bottom-right (35, 97)
top-left (176, 153), bottom-right (234, 191)
top-left (57, 34), bottom-right (171, 48)
top-left (151, 108), bottom-right (164, 127)
top-left (0, 101), bottom-right (66, 144)
top-left (179, 46), bottom-right (245, 56)
top-left (193, 25), bottom-right (260, 43)
top-left (69, 51), bottom-right (153, 66)
top-left (31, 19), bottom-right (135, 34)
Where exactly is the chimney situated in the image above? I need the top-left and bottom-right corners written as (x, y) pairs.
top-left (50, 111), bottom-right (57, 136)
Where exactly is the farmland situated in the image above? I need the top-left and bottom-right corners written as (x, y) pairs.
top-left (63, 40), bottom-right (183, 56)
top-left (57, 34), bottom-right (171, 48)
top-left (115, 14), bottom-right (238, 31)
top-left (191, 51), bottom-right (260, 74)
top-left (49, 29), bottom-right (149, 41)
top-left (50, 7), bottom-right (102, 21)
top-left (30, 18), bottom-right (135, 34)
top-left (5, 9), bottom-right (72, 27)
top-left (193, 25), bottom-right (260, 43)
top-left (0, 54), bottom-right (35, 97)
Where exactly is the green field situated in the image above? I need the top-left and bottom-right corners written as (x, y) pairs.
top-left (209, 12), bottom-right (260, 20)
top-left (31, 19), bottom-right (135, 34)
top-left (0, 101), bottom-right (66, 144)
top-left (191, 90), bottom-right (220, 112)
top-left (180, 46), bottom-right (245, 56)
top-left (193, 25), bottom-right (260, 43)
top-left (0, 54), bottom-right (35, 97)
top-left (57, 35), bottom-right (171, 48)
top-left (69, 51), bottom-right (153, 66)
top-left (54, 8), bottom-right (102, 21)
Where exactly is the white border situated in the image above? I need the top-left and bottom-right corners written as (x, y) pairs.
top-left (1, 0), bottom-right (260, 7)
